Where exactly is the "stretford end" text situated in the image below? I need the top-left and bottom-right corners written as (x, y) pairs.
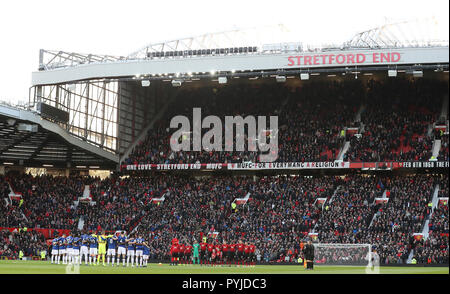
top-left (287, 52), bottom-right (401, 66)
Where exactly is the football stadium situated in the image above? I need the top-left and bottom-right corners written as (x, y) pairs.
top-left (0, 17), bottom-right (448, 276)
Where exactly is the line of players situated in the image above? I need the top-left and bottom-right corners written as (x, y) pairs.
top-left (50, 231), bottom-right (257, 267)
top-left (170, 239), bottom-right (257, 267)
top-left (50, 230), bottom-right (150, 267)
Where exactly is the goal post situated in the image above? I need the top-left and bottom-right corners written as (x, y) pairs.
top-left (312, 243), bottom-right (373, 266)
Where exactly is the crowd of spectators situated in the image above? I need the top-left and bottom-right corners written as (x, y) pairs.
top-left (2, 174), bottom-right (91, 230)
top-left (367, 175), bottom-right (437, 264)
top-left (314, 245), bottom-right (370, 265)
top-left (438, 134), bottom-right (449, 161)
top-left (345, 79), bottom-right (446, 162)
top-left (1, 173), bottom-right (447, 264)
top-left (0, 229), bottom-right (47, 259)
top-left (412, 207), bottom-right (449, 264)
top-left (276, 80), bottom-right (361, 162)
top-left (1, 77), bottom-right (449, 264)
top-left (125, 81), bottom-right (363, 165)
top-left (132, 175), bottom-right (340, 261)
top-left (79, 176), bottom-right (158, 232)
top-left (315, 175), bottom-right (383, 243)
top-left (315, 174), bottom-right (446, 265)
top-left (2, 173), bottom-right (341, 262)
top-left (125, 84), bottom-right (284, 165)
top-left (0, 175), bottom-right (28, 227)
top-left (125, 78), bottom-right (447, 165)
top-left (412, 179), bottom-right (449, 264)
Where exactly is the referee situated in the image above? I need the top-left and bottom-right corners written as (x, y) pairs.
top-left (303, 240), bottom-right (315, 270)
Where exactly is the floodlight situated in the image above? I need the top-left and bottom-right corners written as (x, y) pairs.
top-left (388, 70), bottom-right (397, 77)
top-left (275, 75), bottom-right (286, 82)
top-left (412, 70), bottom-right (423, 78)
top-left (172, 80), bottom-right (182, 87)
top-left (300, 73), bottom-right (309, 80)
top-left (218, 77), bottom-right (227, 84)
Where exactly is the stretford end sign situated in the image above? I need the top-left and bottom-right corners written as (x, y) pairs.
top-left (287, 52), bottom-right (401, 66)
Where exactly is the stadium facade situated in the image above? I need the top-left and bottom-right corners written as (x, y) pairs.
top-left (2, 21), bottom-right (445, 172)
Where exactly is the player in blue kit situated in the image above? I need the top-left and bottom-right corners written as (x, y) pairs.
top-left (80, 231), bottom-right (90, 265)
top-left (142, 241), bottom-right (150, 267)
top-left (51, 236), bottom-right (59, 264)
top-left (117, 232), bottom-right (127, 267)
top-left (66, 234), bottom-right (74, 264)
top-left (89, 234), bottom-right (98, 265)
top-left (135, 234), bottom-right (145, 267)
top-left (72, 235), bottom-right (81, 265)
top-left (126, 235), bottom-right (136, 267)
top-left (107, 234), bottom-right (118, 266)
top-left (58, 234), bottom-right (67, 264)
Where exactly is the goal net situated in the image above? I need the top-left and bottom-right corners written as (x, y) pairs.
top-left (313, 243), bottom-right (372, 266)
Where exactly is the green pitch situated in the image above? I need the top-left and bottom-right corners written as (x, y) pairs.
top-left (0, 260), bottom-right (447, 274)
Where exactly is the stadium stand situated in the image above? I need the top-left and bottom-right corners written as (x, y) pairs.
top-left (411, 179), bottom-right (449, 264)
top-left (132, 175), bottom-right (339, 262)
top-left (124, 78), bottom-right (448, 165)
top-left (438, 134), bottom-right (449, 161)
top-left (315, 175), bottom-right (383, 243)
top-left (0, 229), bottom-right (46, 259)
top-left (344, 79), bottom-right (446, 162)
top-left (276, 80), bottom-right (361, 162)
top-left (6, 174), bottom-right (84, 230)
top-left (125, 83), bottom-right (286, 165)
top-left (365, 175), bottom-right (437, 264)
top-left (1, 173), bottom-right (448, 264)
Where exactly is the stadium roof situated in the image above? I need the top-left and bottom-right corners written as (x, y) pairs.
top-left (0, 103), bottom-right (118, 169)
top-left (344, 18), bottom-right (448, 49)
top-left (37, 18), bottom-right (448, 71)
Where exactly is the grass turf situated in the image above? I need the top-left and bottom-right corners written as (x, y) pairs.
top-left (0, 260), bottom-right (448, 274)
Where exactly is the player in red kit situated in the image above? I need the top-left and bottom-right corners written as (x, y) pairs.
top-left (178, 243), bottom-right (185, 266)
top-left (249, 243), bottom-right (256, 267)
top-left (211, 247), bottom-right (216, 266)
top-left (244, 242), bottom-right (251, 267)
top-left (222, 241), bottom-right (230, 266)
top-left (229, 242), bottom-right (236, 266)
top-left (200, 240), bottom-right (207, 265)
top-left (170, 242), bottom-right (179, 266)
top-left (185, 244), bottom-right (192, 265)
top-left (207, 242), bottom-right (214, 266)
top-left (237, 240), bottom-right (244, 266)
top-left (215, 242), bottom-right (222, 266)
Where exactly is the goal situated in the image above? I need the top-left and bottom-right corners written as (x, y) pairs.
top-left (312, 243), bottom-right (372, 266)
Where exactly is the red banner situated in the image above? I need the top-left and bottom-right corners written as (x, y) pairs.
top-left (235, 199), bottom-right (251, 205)
top-left (375, 198), bottom-right (389, 204)
top-left (8, 195), bottom-right (22, 201)
top-left (308, 233), bottom-right (318, 241)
